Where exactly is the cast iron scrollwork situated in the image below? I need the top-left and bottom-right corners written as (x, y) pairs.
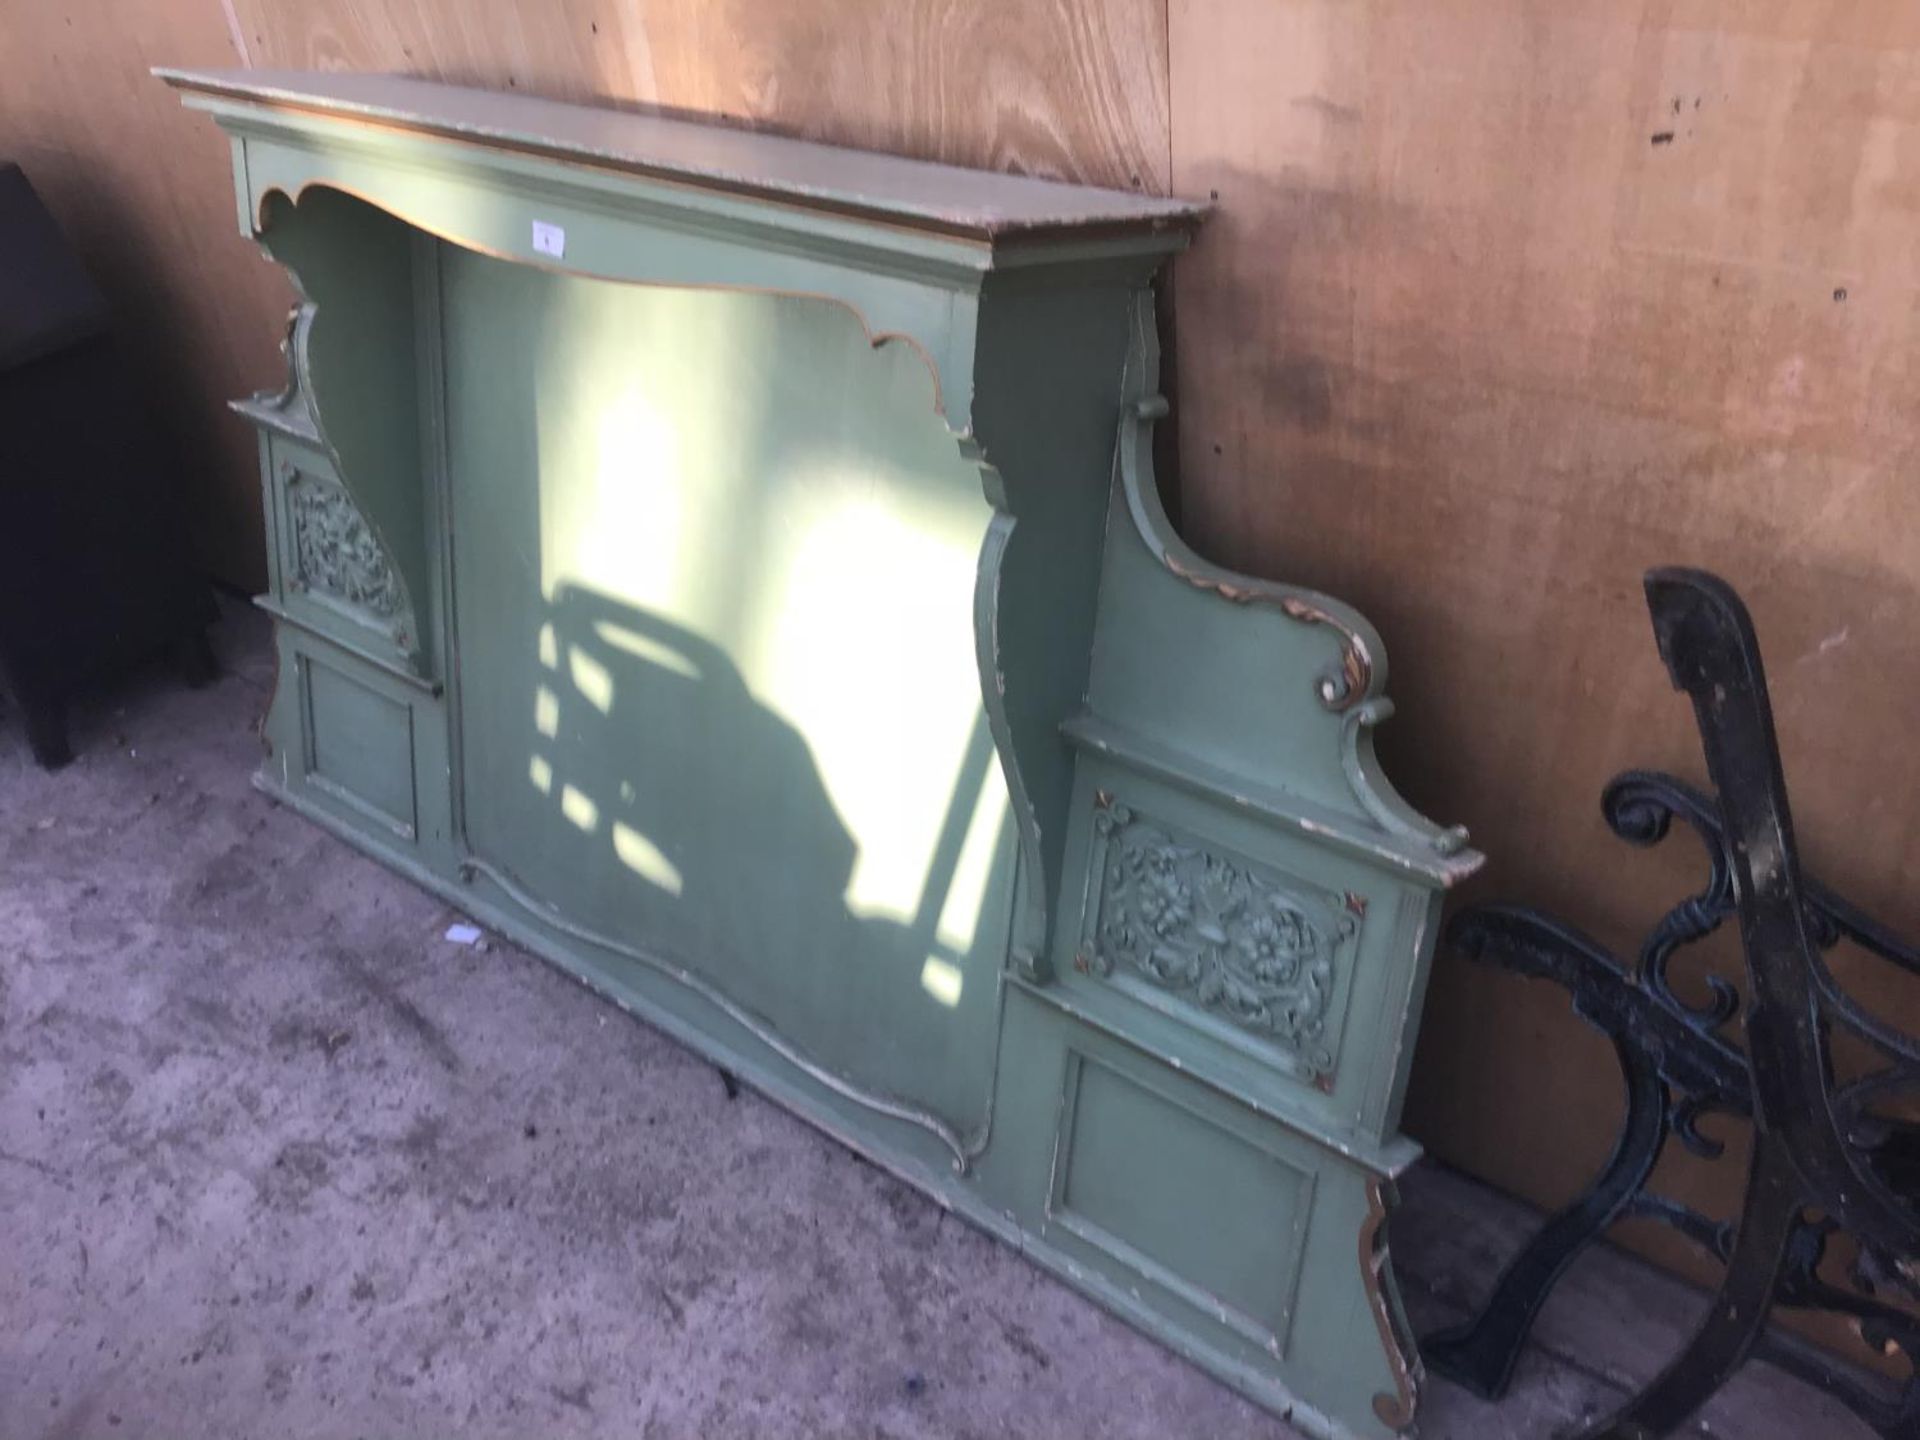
top-left (1423, 568), bottom-right (1920, 1440)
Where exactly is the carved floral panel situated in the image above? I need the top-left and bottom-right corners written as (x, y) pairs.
top-left (285, 468), bottom-right (406, 621)
top-left (1082, 798), bottom-right (1356, 1079)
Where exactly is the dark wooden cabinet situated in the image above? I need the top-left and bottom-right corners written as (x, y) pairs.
top-left (0, 163), bottom-right (213, 766)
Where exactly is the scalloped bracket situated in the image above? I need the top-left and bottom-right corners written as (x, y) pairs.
top-left (1091, 290), bottom-right (1481, 884)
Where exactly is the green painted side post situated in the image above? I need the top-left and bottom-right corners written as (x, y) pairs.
top-left (162, 67), bottom-right (1484, 1440)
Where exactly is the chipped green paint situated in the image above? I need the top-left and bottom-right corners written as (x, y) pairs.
top-left (163, 67), bottom-right (1482, 1440)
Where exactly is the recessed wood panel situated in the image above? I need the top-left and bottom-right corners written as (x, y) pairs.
top-left (1050, 1049), bottom-right (1314, 1352)
top-left (301, 652), bottom-right (418, 834)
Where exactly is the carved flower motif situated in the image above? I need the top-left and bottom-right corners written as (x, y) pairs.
top-left (1093, 811), bottom-right (1340, 1074)
top-left (289, 475), bottom-right (405, 618)
top-left (1137, 847), bottom-right (1193, 936)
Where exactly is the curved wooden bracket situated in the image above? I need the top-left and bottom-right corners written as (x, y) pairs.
top-left (971, 499), bottom-right (1052, 981)
top-left (1119, 386), bottom-right (1381, 717)
top-left (251, 195), bottom-right (427, 667)
top-left (1361, 1178), bottom-right (1422, 1432)
top-left (1111, 292), bottom-right (1476, 865)
top-left (232, 301), bottom-right (323, 444)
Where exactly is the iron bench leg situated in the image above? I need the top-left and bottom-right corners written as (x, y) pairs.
top-left (1583, 1140), bottom-right (1799, 1439)
top-left (1423, 568), bottom-right (1920, 1439)
top-left (1423, 1036), bottom-right (1666, 1398)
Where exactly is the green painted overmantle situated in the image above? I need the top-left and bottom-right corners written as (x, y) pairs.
top-left (161, 67), bottom-right (1484, 1440)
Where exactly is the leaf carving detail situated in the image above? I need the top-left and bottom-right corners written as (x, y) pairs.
top-left (1091, 805), bottom-right (1340, 1075)
top-left (288, 475), bottom-right (405, 619)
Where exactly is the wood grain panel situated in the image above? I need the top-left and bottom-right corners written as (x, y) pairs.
top-left (1169, 0), bottom-right (1920, 1356)
top-left (229, 0), bottom-right (1171, 192)
top-left (226, 0), bottom-right (665, 108)
top-left (0, 1), bottom-right (292, 591)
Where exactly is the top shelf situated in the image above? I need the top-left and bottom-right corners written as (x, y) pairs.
top-left (156, 68), bottom-right (1207, 244)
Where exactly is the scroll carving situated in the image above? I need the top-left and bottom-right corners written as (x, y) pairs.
top-left (285, 468), bottom-right (406, 620)
top-left (1085, 798), bottom-right (1351, 1077)
top-left (1361, 1179), bottom-right (1422, 1432)
top-left (243, 303), bottom-right (322, 443)
top-left (1113, 296), bottom-right (1481, 873)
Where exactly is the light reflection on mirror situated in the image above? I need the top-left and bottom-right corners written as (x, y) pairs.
top-left (567, 645), bottom-right (614, 714)
top-left (534, 685), bottom-right (560, 738)
top-left (560, 783), bottom-right (600, 833)
top-left (612, 820), bottom-right (685, 897)
top-left (593, 619), bottom-right (701, 680)
top-left (920, 955), bottom-right (965, 1008)
top-left (516, 280), bottom-right (1007, 989)
top-left (743, 476), bottom-right (984, 928)
top-left (933, 752), bottom-right (1011, 957)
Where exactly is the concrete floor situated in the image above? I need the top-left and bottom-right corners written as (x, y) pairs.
top-left (0, 600), bottom-right (1873, 1440)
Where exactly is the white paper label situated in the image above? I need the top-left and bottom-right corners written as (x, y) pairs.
top-left (531, 220), bottom-right (566, 258)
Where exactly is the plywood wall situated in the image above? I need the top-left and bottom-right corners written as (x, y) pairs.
top-left (227, 0), bottom-right (1170, 190)
top-left (10, 0), bottom-right (1919, 1345)
top-left (1165, 0), bottom-right (1920, 1309)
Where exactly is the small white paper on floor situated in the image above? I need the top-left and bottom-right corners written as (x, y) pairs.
top-left (444, 922), bottom-right (483, 946)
